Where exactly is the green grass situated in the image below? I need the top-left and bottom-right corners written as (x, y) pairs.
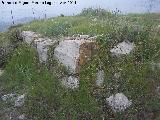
top-left (0, 8), bottom-right (160, 119)
top-left (0, 29), bottom-right (22, 68)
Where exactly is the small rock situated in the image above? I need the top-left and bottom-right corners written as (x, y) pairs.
top-left (80, 35), bottom-right (90, 39)
top-left (96, 70), bottom-right (104, 86)
top-left (18, 114), bottom-right (25, 120)
top-left (88, 36), bottom-right (98, 40)
top-left (106, 93), bottom-right (132, 112)
top-left (21, 31), bottom-right (41, 44)
top-left (114, 72), bottom-right (121, 79)
top-left (1, 93), bottom-right (16, 102)
top-left (0, 69), bottom-right (4, 76)
top-left (92, 18), bottom-right (97, 22)
top-left (15, 94), bottom-right (25, 107)
top-left (61, 76), bottom-right (79, 89)
top-left (110, 41), bottom-right (135, 56)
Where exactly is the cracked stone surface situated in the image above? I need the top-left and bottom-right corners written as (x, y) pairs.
top-left (106, 93), bottom-right (132, 112)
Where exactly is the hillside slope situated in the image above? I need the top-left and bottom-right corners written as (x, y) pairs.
top-left (0, 9), bottom-right (160, 120)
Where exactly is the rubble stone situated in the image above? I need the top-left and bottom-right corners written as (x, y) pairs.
top-left (110, 41), bottom-right (135, 56)
top-left (106, 93), bottom-right (132, 112)
top-left (96, 70), bottom-right (104, 86)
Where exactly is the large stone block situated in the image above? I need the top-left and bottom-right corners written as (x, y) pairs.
top-left (54, 38), bottom-right (99, 73)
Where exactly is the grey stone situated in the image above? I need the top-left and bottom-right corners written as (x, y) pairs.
top-left (110, 41), bottom-right (135, 56)
top-left (54, 40), bottom-right (81, 73)
top-left (80, 35), bottom-right (90, 39)
top-left (15, 94), bottom-right (25, 107)
top-left (1, 93), bottom-right (16, 102)
top-left (21, 31), bottom-right (41, 44)
top-left (96, 70), bottom-right (104, 86)
top-left (18, 114), bottom-right (25, 120)
top-left (34, 38), bottom-right (56, 63)
top-left (106, 93), bottom-right (132, 112)
top-left (54, 38), bottom-right (98, 73)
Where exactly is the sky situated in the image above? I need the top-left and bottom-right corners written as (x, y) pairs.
top-left (0, 0), bottom-right (160, 23)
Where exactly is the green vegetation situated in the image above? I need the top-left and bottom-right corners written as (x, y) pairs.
top-left (0, 8), bottom-right (160, 119)
top-left (0, 29), bottom-right (22, 68)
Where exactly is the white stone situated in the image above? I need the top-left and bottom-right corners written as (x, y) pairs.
top-left (54, 39), bottom-right (94, 73)
top-left (18, 114), bottom-right (25, 120)
top-left (61, 76), bottom-right (79, 89)
top-left (0, 69), bottom-right (4, 76)
top-left (15, 94), bottom-right (25, 107)
top-left (92, 18), bottom-right (97, 22)
top-left (110, 41), bottom-right (135, 56)
top-left (106, 93), bottom-right (132, 112)
top-left (96, 70), bottom-right (104, 86)
top-left (21, 31), bottom-right (40, 44)
top-left (34, 38), bottom-right (56, 63)
top-left (1, 93), bottom-right (16, 101)
top-left (80, 35), bottom-right (90, 39)
top-left (54, 40), bottom-right (80, 73)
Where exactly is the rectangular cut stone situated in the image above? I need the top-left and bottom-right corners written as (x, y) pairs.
top-left (54, 38), bottom-right (99, 73)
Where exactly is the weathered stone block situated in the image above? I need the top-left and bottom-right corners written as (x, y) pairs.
top-left (54, 38), bottom-right (99, 73)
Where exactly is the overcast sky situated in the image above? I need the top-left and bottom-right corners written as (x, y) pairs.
top-left (0, 0), bottom-right (160, 22)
